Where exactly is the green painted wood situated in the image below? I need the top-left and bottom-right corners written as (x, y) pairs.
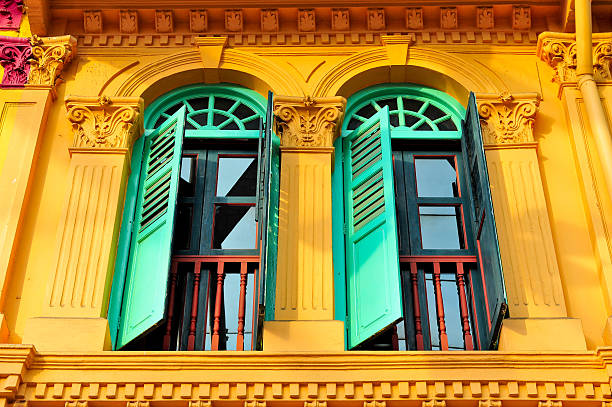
top-left (342, 84), bottom-right (465, 140)
top-left (108, 135), bottom-right (146, 349)
top-left (461, 92), bottom-right (508, 350)
top-left (116, 107), bottom-right (186, 349)
top-left (343, 107), bottom-right (403, 349)
top-left (331, 135), bottom-right (347, 346)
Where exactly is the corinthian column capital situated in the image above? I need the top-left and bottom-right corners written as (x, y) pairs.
top-left (65, 95), bottom-right (143, 153)
top-left (28, 35), bottom-right (77, 90)
top-left (273, 95), bottom-right (346, 148)
top-left (476, 92), bottom-right (541, 145)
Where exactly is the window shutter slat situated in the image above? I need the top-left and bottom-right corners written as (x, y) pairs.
top-left (115, 106), bottom-right (186, 349)
top-left (344, 107), bottom-right (403, 349)
top-left (461, 93), bottom-right (508, 350)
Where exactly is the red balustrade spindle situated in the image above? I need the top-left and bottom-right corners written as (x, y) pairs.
top-left (409, 262), bottom-right (425, 350)
top-left (455, 262), bottom-right (474, 350)
top-left (211, 261), bottom-right (225, 351)
top-left (236, 262), bottom-right (248, 351)
top-left (187, 262), bottom-right (202, 351)
top-left (433, 262), bottom-right (449, 350)
top-left (163, 261), bottom-right (179, 350)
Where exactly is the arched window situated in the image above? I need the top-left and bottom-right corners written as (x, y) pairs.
top-left (333, 84), bottom-right (507, 352)
top-left (108, 85), bottom-right (279, 352)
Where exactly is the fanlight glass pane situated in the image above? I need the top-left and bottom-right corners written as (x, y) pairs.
top-left (419, 206), bottom-right (463, 249)
top-left (415, 157), bottom-right (458, 197)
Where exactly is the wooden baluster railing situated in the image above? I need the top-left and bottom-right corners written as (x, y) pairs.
top-left (409, 262), bottom-right (425, 350)
top-left (433, 262), bottom-right (449, 350)
top-left (162, 261), bottom-right (179, 350)
top-left (236, 262), bottom-right (248, 351)
top-left (187, 261), bottom-right (202, 350)
top-left (455, 262), bottom-right (474, 350)
top-left (211, 261), bottom-right (225, 351)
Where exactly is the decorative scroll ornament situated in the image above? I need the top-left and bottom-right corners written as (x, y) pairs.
top-left (476, 92), bottom-right (541, 145)
top-left (0, 0), bottom-right (24, 30)
top-left (65, 96), bottom-right (143, 150)
top-left (0, 35), bottom-right (31, 87)
top-left (28, 35), bottom-right (76, 87)
top-left (274, 95), bottom-right (345, 148)
top-left (537, 36), bottom-right (577, 83)
top-left (594, 40), bottom-right (612, 80)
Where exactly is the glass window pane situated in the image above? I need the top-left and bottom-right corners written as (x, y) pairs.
top-left (174, 204), bottom-right (193, 250)
top-left (216, 156), bottom-right (258, 197)
top-left (415, 157), bottom-right (458, 197)
top-left (419, 206), bottom-right (463, 250)
top-left (179, 155), bottom-right (197, 197)
top-left (224, 273), bottom-right (240, 351)
top-left (213, 205), bottom-right (257, 249)
top-left (425, 273), bottom-right (440, 350)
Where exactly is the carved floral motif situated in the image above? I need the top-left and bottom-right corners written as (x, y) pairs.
top-left (0, 0), bottom-right (24, 30)
top-left (83, 10), bottom-right (102, 34)
top-left (65, 96), bottom-right (142, 150)
top-left (405, 8), bottom-right (423, 30)
top-left (477, 7), bottom-right (494, 30)
top-left (225, 10), bottom-right (243, 32)
top-left (367, 8), bottom-right (385, 30)
top-left (120, 10), bottom-right (138, 34)
top-left (537, 37), bottom-right (577, 83)
top-left (476, 92), bottom-right (541, 145)
top-left (261, 9), bottom-right (278, 32)
top-left (274, 96), bottom-right (345, 148)
top-left (155, 10), bottom-right (173, 33)
top-left (28, 35), bottom-right (76, 87)
top-left (513, 6), bottom-right (531, 30)
top-left (0, 35), bottom-right (31, 87)
top-left (298, 9), bottom-right (315, 32)
top-left (440, 7), bottom-right (458, 29)
top-left (594, 40), bottom-right (612, 80)
top-left (332, 9), bottom-right (349, 31)
top-left (190, 10), bottom-right (207, 33)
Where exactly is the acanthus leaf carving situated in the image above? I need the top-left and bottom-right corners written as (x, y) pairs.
top-left (537, 36), bottom-right (577, 83)
top-left (476, 92), bottom-right (541, 145)
top-left (28, 35), bottom-right (77, 88)
top-left (0, 0), bottom-right (24, 30)
top-left (65, 95), bottom-right (143, 150)
top-left (274, 95), bottom-right (345, 148)
top-left (0, 35), bottom-right (31, 87)
top-left (594, 40), bottom-right (612, 80)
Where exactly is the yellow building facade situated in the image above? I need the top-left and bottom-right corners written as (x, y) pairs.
top-left (3, 0), bottom-right (612, 406)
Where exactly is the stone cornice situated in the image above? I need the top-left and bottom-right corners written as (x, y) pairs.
top-left (0, 35), bottom-right (31, 87)
top-left (65, 95), bottom-right (143, 152)
top-left (274, 95), bottom-right (345, 148)
top-left (476, 92), bottom-right (541, 145)
top-left (28, 35), bottom-right (77, 90)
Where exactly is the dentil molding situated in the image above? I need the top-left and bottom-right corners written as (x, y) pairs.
top-left (273, 95), bottom-right (345, 148)
top-left (476, 92), bottom-right (541, 145)
top-left (28, 35), bottom-right (77, 88)
top-left (65, 95), bottom-right (143, 151)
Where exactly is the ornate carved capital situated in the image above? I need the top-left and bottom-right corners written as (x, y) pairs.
top-left (65, 96), bottom-right (143, 151)
top-left (28, 35), bottom-right (77, 88)
top-left (273, 95), bottom-right (346, 148)
top-left (0, 0), bottom-right (24, 30)
top-left (594, 39), bottom-right (612, 80)
top-left (0, 35), bottom-right (31, 87)
top-left (476, 92), bottom-right (541, 145)
top-left (537, 34), bottom-right (577, 83)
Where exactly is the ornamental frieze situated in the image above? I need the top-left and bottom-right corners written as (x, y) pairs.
top-left (0, 35), bottom-right (31, 87)
top-left (65, 96), bottom-right (142, 150)
top-left (476, 92), bottom-right (541, 145)
top-left (274, 96), bottom-right (345, 148)
top-left (28, 35), bottom-right (77, 88)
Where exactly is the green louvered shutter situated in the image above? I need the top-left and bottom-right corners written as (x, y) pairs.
top-left (116, 107), bottom-right (186, 349)
top-left (461, 93), bottom-right (508, 349)
top-left (344, 106), bottom-right (402, 349)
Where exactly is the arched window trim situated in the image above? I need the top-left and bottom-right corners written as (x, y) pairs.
top-left (342, 84), bottom-right (466, 140)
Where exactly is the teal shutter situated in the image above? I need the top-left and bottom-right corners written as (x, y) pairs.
top-left (253, 92), bottom-right (279, 349)
top-left (343, 106), bottom-right (403, 349)
top-left (108, 135), bottom-right (146, 349)
top-left (461, 93), bottom-right (508, 349)
top-left (116, 107), bottom-right (186, 349)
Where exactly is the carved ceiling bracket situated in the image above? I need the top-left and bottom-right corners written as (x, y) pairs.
top-left (476, 92), bottom-right (541, 145)
top-left (65, 95), bottom-right (143, 153)
top-left (274, 95), bottom-right (346, 149)
top-left (28, 35), bottom-right (77, 94)
top-left (0, 35), bottom-right (31, 87)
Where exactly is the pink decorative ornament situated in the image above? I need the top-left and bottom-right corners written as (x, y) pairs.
top-left (0, 0), bottom-right (24, 30)
top-left (0, 36), bottom-right (31, 87)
